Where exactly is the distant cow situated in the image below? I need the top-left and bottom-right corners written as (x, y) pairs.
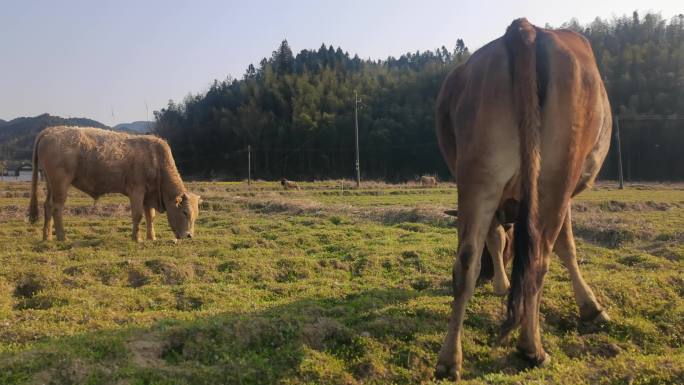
top-left (420, 175), bottom-right (437, 187)
top-left (28, 126), bottom-right (201, 241)
top-left (280, 178), bottom-right (300, 190)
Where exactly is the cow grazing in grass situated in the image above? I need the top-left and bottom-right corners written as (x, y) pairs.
top-left (420, 175), bottom-right (437, 187)
top-left (28, 126), bottom-right (200, 241)
top-left (280, 178), bottom-right (300, 190)
top-left (434, 19), bottom-right (612, 380)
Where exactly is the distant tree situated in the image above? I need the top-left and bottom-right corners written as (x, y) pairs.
top-left (273, 40), bottom-right (294, 74)
top-left (244, 64), bottom-right (256, 79)
top-left (455, 39), bottom-right (469, 60)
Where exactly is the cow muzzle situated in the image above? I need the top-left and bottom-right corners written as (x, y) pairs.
top-left (174, 232), bottom-right (193, 240)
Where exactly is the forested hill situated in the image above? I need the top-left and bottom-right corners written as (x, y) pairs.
top-left (0, 114), bottom-right (108, 161)
top-left (155, 12), bottom-right (684, 181)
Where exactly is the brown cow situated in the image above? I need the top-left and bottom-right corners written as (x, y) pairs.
top-left (28, 126), bottom-right (200, 242)
top-left (434, 19), bottom-right (612, 380)
top-left (420, 175), bottom-right (437, 187)
top-left (280, 178), bottom-right (300, 190)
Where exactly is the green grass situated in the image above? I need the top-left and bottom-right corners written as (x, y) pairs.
top-left (0, 181), bottom-right (683, 384)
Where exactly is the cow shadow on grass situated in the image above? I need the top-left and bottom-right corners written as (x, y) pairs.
top-left (0, 287), bottom-right (536, 385)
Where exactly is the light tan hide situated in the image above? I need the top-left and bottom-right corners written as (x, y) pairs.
top-left (280, 179), bottom-right (301, 190)
top-left (420, 175), bottom-right (437, 187)
top-left (28, 126), bottom-right (200, 241)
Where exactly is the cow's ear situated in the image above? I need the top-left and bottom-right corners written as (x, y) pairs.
top-left (175, 195), bottom-right (183, 208)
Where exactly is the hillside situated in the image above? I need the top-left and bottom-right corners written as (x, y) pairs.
top-left (113, 121), bottom-right (154, 134)
top-left (0, 114), bottom-right (108, 160)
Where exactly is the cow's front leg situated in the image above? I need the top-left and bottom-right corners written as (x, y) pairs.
top-left (129, 193), bottom-right (144, 242)
top-left (486, 223), bottom-right (510, 296)
top-left (43, 189), bottom-right (54, 241)
top-left (144, 206), bottom-right (156, 241)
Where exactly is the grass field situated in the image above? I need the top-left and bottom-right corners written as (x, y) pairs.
top-left (0, 180), bottom-right (683, 384)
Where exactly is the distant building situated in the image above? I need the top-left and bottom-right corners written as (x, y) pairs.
top-left (0, 160), bottom-right (33, 181)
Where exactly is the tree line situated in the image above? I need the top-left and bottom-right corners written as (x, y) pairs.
top-left (154, 12), bottom-right (684, 181)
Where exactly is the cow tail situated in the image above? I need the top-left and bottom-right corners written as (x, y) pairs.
top-left (500, 18), bottom-right (543, 340)
top-left (28, 132), bottom-right (43, 224)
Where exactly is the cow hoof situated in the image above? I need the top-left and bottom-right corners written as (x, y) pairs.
top-left (537, 353), bottom-right (551, 367)
top-left (493, 282), bottom-right (510, 296)
top-left (434, 364), bottom-right (460, 381)
top-left (493, 287), bottom-right (509, 296)
top-left (580, 308), bottom-right (611, 325)
top-left (591, 310), bottom-right (611, 324)
top-left (517, 347), bottom-right (551, 367)
top-left (579, 310), bottom-right (611, 334)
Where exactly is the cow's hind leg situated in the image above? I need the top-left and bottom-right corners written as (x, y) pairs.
top-left (51, 184), bottom-right (69, 241)
top-left (435, 182), bottom-right (502, 381)
top-left (515, 190), bottom-right (574, 366)
top-left (486, 223), bottom-right (510, 296)
top-left (129, 192), bottom-right (144, 242)
top-left (516, 247), bottom-right (552, 366)
top-left (555, 207), bottom-right (609, 324)
top-left (42, 188), bottom-right (53, 241)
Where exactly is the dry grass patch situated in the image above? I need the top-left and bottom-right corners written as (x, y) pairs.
top-left (363, 206), bottom-right (455, 227)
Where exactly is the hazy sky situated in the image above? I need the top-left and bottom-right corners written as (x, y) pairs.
top-left (1, 0), bottom-right (681, 125)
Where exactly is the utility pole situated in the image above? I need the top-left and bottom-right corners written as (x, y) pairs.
top-left (247, 145), bottom-right (252, 186)
top-left (615, 115), bottom-right (624, 189)
top-left (145, 101), bottom-right (150, 132)
top-left (354, 90), bottom-right (361, 188)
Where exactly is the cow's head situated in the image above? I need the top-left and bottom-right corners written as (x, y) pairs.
top-left (167, 192), bottom-right (201, 239)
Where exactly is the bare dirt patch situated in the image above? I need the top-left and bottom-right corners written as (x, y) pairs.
top-left (127, 335), bottom-right (167, 369)
top-left (144, 259), bottom-right (195, 285)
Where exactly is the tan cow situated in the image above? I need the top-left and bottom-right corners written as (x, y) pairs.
top-left (434, 19), bottom-right (612, 380)
top-left (280, 178), bottom-right (300, 190)
top-left (28, 126), bottom-right (200, 242)
top-left (420, 175), bottom-right (437, 187)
